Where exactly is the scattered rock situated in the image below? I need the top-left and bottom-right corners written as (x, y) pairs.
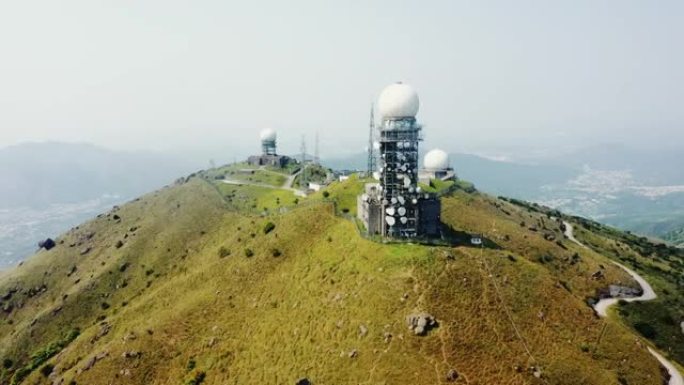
top-left (591, 270), bottom-right (604, 280)
top-left (91, 322), bottom-right (111, 343)
top-left (112, 214), bottom-right (121, 221)
top-left (680, 321), bottom-right (684, 336)
top-left (80, 247), bottom-right (91, 255)
top-left (207, 337), bottom-right (218, 347)
top-left (115, 240), bottom-right (124, 249)
top-left (122, 351), bottom-right (141, 359)
top-left (406, 312), bottom-right (438, 336)
top-left (383, 332), bottom-right (392, 343)
top-left (119, 262), bottom-right (130, 272)
top-left (446, 369), bottom-right (459, 381)
top-left (80, 351), bottom-right (108, 372)
top-left (359, 324), bottom-right (368, 337)
top-left (39, 238), bottom-right (56, 250)
top-left (123, 331), bottom-right (137, 342)
top-left (295, 378), bottom-right (311, 385)
top-left (67, 265), bottom-right (77, 277)
top-left (400, 292), bottom-right (409, 302)
top-left (348, 349), bottom-right (358, 358)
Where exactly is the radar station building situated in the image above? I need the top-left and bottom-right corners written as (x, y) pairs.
top-left (357, 83), bottom-right (441, 238)
top-left (419, 149), bottom-right (456, 184)
top-left (247, 128), bottom-right (292, 168)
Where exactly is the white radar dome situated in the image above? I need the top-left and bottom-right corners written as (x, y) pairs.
top-left (377, 82), bottom-right (419, 119)
top-left (424, 149), bottom-right (449, 170)
top-left (260, 128), bottom-right (276, 142)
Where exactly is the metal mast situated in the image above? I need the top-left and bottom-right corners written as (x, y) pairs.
top-left (300, 135), bottom-right (307, 189)
top-left (367, 104), bottom-right (376, 177)
top-left (314, 131), bottom-right (320, 165)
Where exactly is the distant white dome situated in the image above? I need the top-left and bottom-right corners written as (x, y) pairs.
top-left (260, 128), bottom-right (276, 142)
top-left (424, 149), bottom-right (449, 170)
top-left (377, 82), bottom-right (419, 119)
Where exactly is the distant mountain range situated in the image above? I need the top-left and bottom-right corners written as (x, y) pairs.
top-left (322, 144), bottom-right (684, 244)
top-left (0, 142), bottom-right (199, 268)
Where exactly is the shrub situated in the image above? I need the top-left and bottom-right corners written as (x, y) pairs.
top-left (322, 191), bottom-right (330, 198)
top-left (218, 246), bottom-right (231, 258)
top-left (40, 363), bottom-right (54, 377)
top-left (634, 322), bottom-right (657, 339)
top-left (271, 248), bottom-right (282, 257)
top-left (2, 358), bottom-right (13, 369)
top-left (263, 222), bottom-right (276, 234)
top-left (186, 359), bottom-right (196, 372)
top-left (187, 371), bottom-right (206, 385)
top-left (244, 248), bottom-right (254, 258)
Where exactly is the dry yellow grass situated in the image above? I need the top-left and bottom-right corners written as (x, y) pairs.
top-left (0, 174), bottom-right (674, 385)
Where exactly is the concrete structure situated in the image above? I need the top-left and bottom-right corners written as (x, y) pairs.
top-left (247, 128), bottom-right (292, 168)
top-left (358, 83), bottom-right (441, 238)
top-left (357, 183), bottom-right (384, 235)
top-left (419, 148), bottom-right (456, 184)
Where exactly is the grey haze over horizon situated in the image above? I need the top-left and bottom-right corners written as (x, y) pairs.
top-left (1, 1), bottom-right (682, 159)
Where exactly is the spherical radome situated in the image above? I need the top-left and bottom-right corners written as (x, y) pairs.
top-left (377, 83), bottom-right (419, 119)
top-left (424, 149), bottom-right (449, 170)
top-left (260, 128), bottom-right (276, 142)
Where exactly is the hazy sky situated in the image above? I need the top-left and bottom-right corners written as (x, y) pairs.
top-left (0, 1), bottom-right (682, 159)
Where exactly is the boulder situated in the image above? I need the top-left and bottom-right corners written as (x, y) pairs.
top-left (38, 238), bottom-right (56, 250)
top-left (406, 312), bottom-right (438, 336)
top-left (446, 369), bottom-right (459, 382)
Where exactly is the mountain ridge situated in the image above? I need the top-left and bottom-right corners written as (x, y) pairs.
top-left (0, 165), bottom-right (682, 384)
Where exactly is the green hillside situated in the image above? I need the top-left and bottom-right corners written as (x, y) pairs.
top-left (0, 166), bottom-right (682, 385)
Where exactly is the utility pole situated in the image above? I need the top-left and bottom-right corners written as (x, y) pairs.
top-left (314, 131), bottom-right (320, 165)
top-left (300, 135), bottom-right (307, 189)
top-left (367, 103), bottom-right (376, 177)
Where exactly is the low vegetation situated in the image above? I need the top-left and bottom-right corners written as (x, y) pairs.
top-left (0, 168), bottom-right (680, 385)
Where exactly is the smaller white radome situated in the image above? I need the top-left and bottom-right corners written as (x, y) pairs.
top-left (424, 149), bottom-right (449, 170)
top-left (377, 82), bottom-right (420, 119)
top-left (260, 128), bottom-right (276, 142)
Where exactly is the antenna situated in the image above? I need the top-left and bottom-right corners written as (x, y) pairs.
top-left (300, 135), bottom-right (307, 189)
top-left (367, 103), bottom-right (376, 177)
top-left (314, 131), bottom-right (320, 165)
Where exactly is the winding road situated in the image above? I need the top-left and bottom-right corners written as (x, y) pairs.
top-left (562, 221), bottom-right (683, 385)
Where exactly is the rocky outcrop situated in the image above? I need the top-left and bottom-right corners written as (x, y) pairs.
top-left (38, 238), bottom-right (56, 250)
top-left (406, 312), bottom-right (438, 336)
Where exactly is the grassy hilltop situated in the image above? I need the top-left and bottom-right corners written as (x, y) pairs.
top-left (0, 164), bottom-right (682, 385)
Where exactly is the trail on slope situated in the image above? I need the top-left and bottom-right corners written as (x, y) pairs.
top-left (562, 221), bottom-right (683, 385)
top-left (222, 167), bottom-right (307, 197)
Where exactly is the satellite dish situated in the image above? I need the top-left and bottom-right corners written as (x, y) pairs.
top-left (412, 198), bottom-right (418, 204)
top-left (397, 173), bottom-right (404, 180)
top-left (400, 216), bottom-right (408, 224)
top-left (398, 207), bottom-right (407, 216)
top-left (386, 216), bottom-right (396, 226)
top-left (397, 142), bottom-right (404, 149)
top-left (398, 196), bottom-right (405, 205)
top-left (386, 207), bottom-right (396, 216)
top-left (408, 187), bottom-right (414, 193)
top-left (372, 171), bottom-right (380, 180)
top-left (416, 187), bottom-right (422, 193)
top-left (403, 178), bottom-right (411, 187)
top-left (391, 197), bottom-right (398, 204)
top-left (373, 141), bottom-right (380, 150)
top-left (382, 199), bottom-right (389, 205)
